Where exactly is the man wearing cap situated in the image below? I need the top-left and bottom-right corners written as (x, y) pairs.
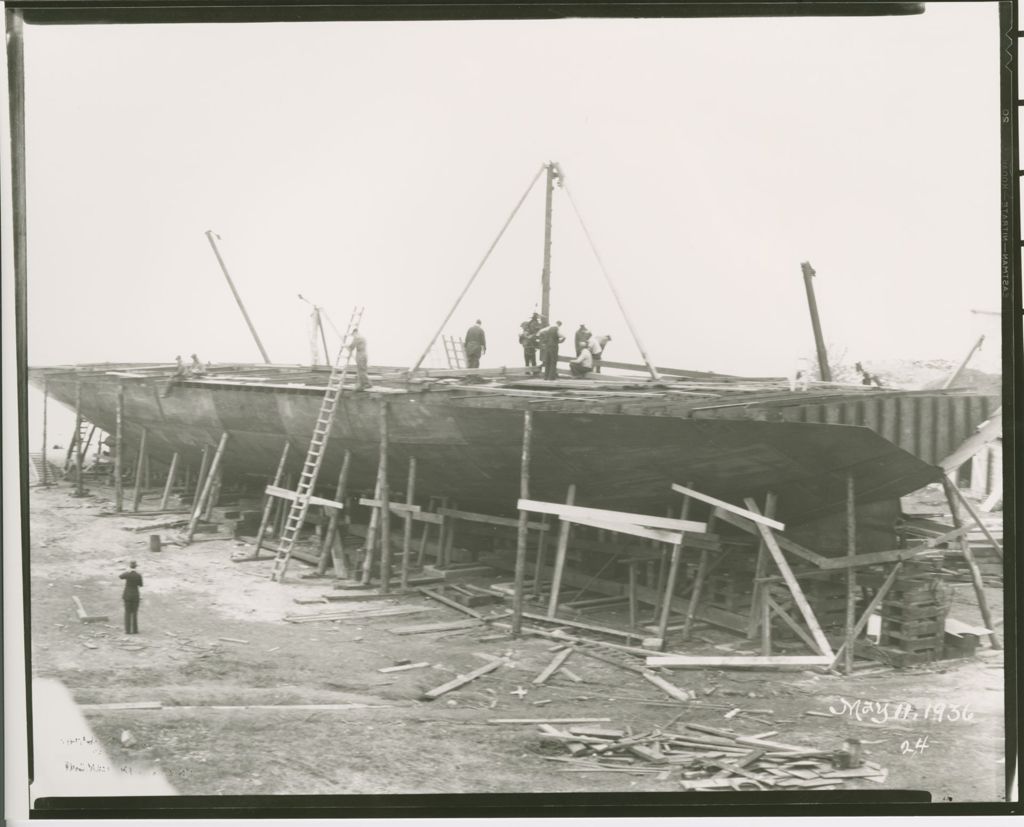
top-left (538, 320), bottom-right (565, 381)
top-left (119, 560), bottom-right (143, 634)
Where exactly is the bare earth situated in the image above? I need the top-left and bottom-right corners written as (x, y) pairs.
top-left (25, 483), bottom-right (1006, 804)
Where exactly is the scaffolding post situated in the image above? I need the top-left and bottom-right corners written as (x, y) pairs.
top-left (511, 410), bottom-right (534, 636)
top-left (378, 401), bottom-right (393, 594)
top-left (186, 433), bottom-right (229, 542)
top-left (253, 442), bottom-right (290, 558)
top-left (114, 384), bottom-right (124, 511)
top-left (131, 428), bottom-right (148, 512)
top-left (400, 456), bottom-right (418, 591)
top-left (159, 452), bottom-right (180, 511)
top-left (40, 380), bottom-right (49, 485)
top-left (844, 474), bottom-right (857, 675)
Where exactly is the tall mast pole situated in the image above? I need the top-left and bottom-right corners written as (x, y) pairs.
top-left (800, 261), bottom-right (832, 382)
top-left (205, 230), bottom-right (272, 364)
top-left (540, 162), bottom-right (561, 320)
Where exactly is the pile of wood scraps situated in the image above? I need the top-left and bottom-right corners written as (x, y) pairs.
top-left (537, 723), bottom-right (887, 789)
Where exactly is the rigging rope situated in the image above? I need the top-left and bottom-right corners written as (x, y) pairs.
top-left (409, 164), bottom-right (547, 373)
top-left (561, 183), bottom-right (661, 381)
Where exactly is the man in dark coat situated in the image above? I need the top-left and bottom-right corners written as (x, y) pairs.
top-left (538, 320), bottom-right (565, 380)
top-left (574, 324), bottom-right (591, 356)
top-left (519, 313), bottom-right (542, 372)
top-left (119, 560), bottom-right (143, 634)
top-left (464, 320), bottom-right (487, 369)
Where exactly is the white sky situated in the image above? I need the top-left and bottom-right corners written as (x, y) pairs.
top-left (23, 5), bottom-right (1002, 377)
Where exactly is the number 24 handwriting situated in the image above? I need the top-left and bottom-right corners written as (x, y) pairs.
top-left (827, 697), bottom-right (974, 724)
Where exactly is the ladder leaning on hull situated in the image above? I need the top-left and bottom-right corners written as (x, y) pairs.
top-left (269, 306), bottom-right (364, 583)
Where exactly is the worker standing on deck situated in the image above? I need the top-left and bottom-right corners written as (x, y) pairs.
top-left (188, 354), bottom-right (207, 377)
top-left (587, 334), bottom-right (611, 374)
top-left (538, 320), bottom-right (565, 381)
top-left (162, 356), bottom-right (187, 397)
top-left (520, 313), bottom-right (542, 373)
top-left (119, 560), bottom-right (143, 635)
top-left (855, 361), bottom-right (883, 388)
top-left (348, 328), bottom-right (371, 390)
top-left (574, 324), bottom-right (591, 356)
top-left (464, 320), bottom-right (487, 369)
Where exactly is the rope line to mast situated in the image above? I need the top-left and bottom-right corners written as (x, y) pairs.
top-left (409, 163), bottom-right (547, 373)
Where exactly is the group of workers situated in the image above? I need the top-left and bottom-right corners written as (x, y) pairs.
top-left (513, 314), bottom-right (611, 380)
top-left (162, 354), bottom-right (208, 396)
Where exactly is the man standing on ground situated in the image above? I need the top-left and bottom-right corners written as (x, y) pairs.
top-left (348, 328), bottom-right (371, 390)
top-left (464, 320), bottom-right (487, 369)
top-left (119, 560), bottom-right (143, 634)
top-left (538, 320), bottom-right (565, 380)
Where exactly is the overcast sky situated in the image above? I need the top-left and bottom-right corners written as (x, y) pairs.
top-left (23, 5), bottom-right (1001, 379)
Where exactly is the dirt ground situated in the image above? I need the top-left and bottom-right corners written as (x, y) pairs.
top-left (24, 482), bottom-right (1007, 804)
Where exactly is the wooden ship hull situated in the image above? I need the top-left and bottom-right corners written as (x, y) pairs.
top-left (29, 361), bottom-right (999, 531)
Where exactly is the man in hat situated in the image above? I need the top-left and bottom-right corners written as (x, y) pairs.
top-left (538, 320), bottom-right (565, 381)
top-left (587, 334), bottom-right (612, 374)
top-left (519, 313), bottom-right (542, 373)
top-left (464, 320), bottom-right (487, 369)
top-left (119, 560), bottom-right (143, 634)
top-left (574, 324), bottom-right (591, 356)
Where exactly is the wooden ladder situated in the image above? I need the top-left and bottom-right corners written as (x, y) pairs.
top-left (442, 335), bottom-right (466, 369)
top-left (270, 306), bottom-right (364, 583)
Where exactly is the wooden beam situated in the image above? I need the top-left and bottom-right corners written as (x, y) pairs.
top-left (379, 401), bottom-right (393, 594)
top-left (556, 512), bottom-right (685, 545)
top-left (681, 549), bottom-right (710, 642)
top-left (518, 499), bottom-right (706, 534)
top-left (158, 452), bottom-right (180, 511)
top-left (546, 484), bottom-right (577, 619)
top-left (942, 478), bottom-right (1000, 649)
top-left (747, 492), bottom-right (778, 639)
top-left (318, 449), bottom-right (352, 577)
top-left (438, 507), bottom-right (549, 531)
top-left (647, 655), bottom-right (832, 669)
top-left (253, 441), bottom-right (290, 559)
top-left (656, 488), bottom-right (693, 646)
top-left (946, 481), bottom-right (1003, 559)
top-left (114, 383), bottom-right (124, 511)
top-left (400, 456), bottom-right (417, 591)
top-left (714, 508), bottom-right (831, 568)
top-left (641, 670), bottom-right (692, 702)
top-left (743, 499), bottom-right (833, 658)
top-left (533, 647), bottom-right (573, 685)
top-left (512, 410), bottom-right (533, 637)
top-left (358, 498), bottom-right (421, 514)
top-left (422, 659), bottom-right (505, 700)
top-left (828, 562), bottom-right (903, 669)
top-left (672, 483), bottom-right (785, 531)
top-left (268, 485), bottom-right (346, 511)
top-left (186, 433), bottom-right (229, 543)
top-left (765, 596), bottom-right (817, 652)
top-left (844, 474), bottom-right (856, 675)
top-left (131, 428), bottom-right (147, 512)
top-left (532, 514), bottom-right (551, 598)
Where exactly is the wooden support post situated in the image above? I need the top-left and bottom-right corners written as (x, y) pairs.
top-left (532, 514), bottom-right (550, 597)
top-left (829, 562), bottom-right (903, 669)
top-left (317, 449), bottom-right (351, 576)
top-left (131, 428), bottom-right (148, 512)
top-left (254, 441), bottom-right (291, 558)
top-left (203, 463), bottom-right (223, 521)
top-left (114, 384), bottom-right (124, 511)
top-left (73, 382), bottom-right (84, 496)
top-left (947, 481), bottom-right (1003, 559)
top-left (361, 473), bottom-right (383, 585)
top-left (942, 477), bottom-right (1000, 649)
top-left (378, 402), bottom-right (393, 594)
top-left (844, 474), bottom-right (857, 675)
top-left (747, 493), bottom-right (778, 639)
top-left (186, 433), bottom-right (229, 543)
top-left (511, 410), bottom-right (534, 637)
top-left (760, 588), bottom-right (771, 655)
top-left (143, 449), bottom-right (151, 490)
top-left (194, 445), bottom-right (211, 506)
top-left (274, 473), bottom-right (291, 540)
top-left (655, 487), bottom-right (694, 646)
top-left (159, 452), bottom-right (180, 511)
top-left (682, 550), bottom-right (709, 641)
top-left (628, 563), bottom-right (638, 629)
top-left (743, 498), bottom-right (834, 658)
top-left (416, 505), bottom-right (432, 568)
top-left (546, 483), bottom-right (577, 619)
top-left (400, 456), bottom-right (417, 590)
top-left (40, 380), bottom-right (49, 485)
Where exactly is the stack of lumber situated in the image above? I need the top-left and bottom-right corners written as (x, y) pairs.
top-left (872, 572), bottom-right (950, 667)
top-left (537, 723), bottom-right (887, 789)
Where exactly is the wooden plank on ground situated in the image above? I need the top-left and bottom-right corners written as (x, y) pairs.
top-left (647, 655), bottom-right (832, 668)
top-left (72, 596), bottom-right (109, 623)
top-left (378, 661), bottom-right (431, 673)
top-left (422, 658), bottom-right (505, 700)
top-left (641, 670), bottom-right (693, 701)
top-left (532, 647), bottom-right (574, 685)
top-left (390, 619), bottom-right (482, 635)
top-left (487, 717), bottom-right (612, 725)
top-left (418, 587), bottom-right (485, 619)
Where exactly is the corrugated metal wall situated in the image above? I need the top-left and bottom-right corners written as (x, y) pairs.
top-left (774, 393), bottom-right (998, 466)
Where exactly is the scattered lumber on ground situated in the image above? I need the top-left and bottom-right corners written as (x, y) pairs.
top-left (421, 658), bottom-right (507, 700)
top-left (535, 722), bottom-right (886, 788)
top-left (282, 606), bottom-right (434, 623)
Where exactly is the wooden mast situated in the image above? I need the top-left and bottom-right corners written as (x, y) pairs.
top-left (540, 162), bottom-right (561, 321)
top-left (800, 261), bottom-right (832, 382)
